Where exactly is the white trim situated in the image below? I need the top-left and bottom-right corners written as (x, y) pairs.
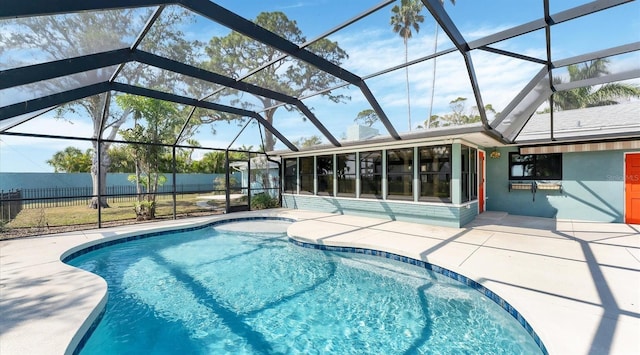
top-left (282, 193), bottom-right (479, 209)
top-left (413, 146), bottom-right (419, 202)
top-left (279, 137), bottom-right (461, 157)
top-left (355, 151), bottom-right (361, 198)
top-left (521, 140), bottom-right (640, 154)
top-left (382, 148), bottom-right (388, 199)
top-left (296, 157), bottom-right (300, 195)
top-left (478, 149), bottom-right (486, 215)
top-left (313, 156), bottom-right (318, 195)
top-left (332, 154), bottom-right (338, 197)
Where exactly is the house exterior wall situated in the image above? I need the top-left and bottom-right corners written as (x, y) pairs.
top-left (486, 147), bottom-right (636, 223)
top-left (279, 142), bottom-right (480, 228)
top-left (451, 144), bottom-right (462, 205)
top-left (282, 194), bottom-right (476, 228)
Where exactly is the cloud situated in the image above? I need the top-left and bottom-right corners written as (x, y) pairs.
top-left (462, 24), bottom-right (515, 41)
top-left (326, 21), bottom-right (553, 120)
top-left (275, 2), bottom-right (311, 10)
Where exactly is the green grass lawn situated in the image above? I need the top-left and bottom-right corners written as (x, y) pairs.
top-left (6, 194), bottom-right (226, 229)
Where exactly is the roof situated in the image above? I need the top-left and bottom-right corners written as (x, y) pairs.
top-left (229, 156), bottom-right (279, 170)
top-left (518, 101), bottom-right (640, 142)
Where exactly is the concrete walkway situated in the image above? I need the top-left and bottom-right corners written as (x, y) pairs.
top-left (1, 210), bottom-right (638, 354)
top-left (194, 193), bottom-right (245, 209)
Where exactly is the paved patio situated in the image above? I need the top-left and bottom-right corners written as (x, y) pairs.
top-left (1, 209), bottom-right (638, 354)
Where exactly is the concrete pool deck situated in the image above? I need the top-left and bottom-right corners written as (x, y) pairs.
top-left (0, 209), bottom-right (638, 354)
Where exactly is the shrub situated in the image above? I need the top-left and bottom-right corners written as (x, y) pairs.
top-left (251, 193), bottom-right (278, 210)
top-left (214, 176), bottom-right (239, 194)
top-left (133, 200), bottom-right (155, 221)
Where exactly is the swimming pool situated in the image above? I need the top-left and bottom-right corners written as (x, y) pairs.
top-left (66, 219), bottom-right (543, 354)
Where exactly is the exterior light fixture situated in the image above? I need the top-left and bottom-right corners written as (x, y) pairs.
top-left (490, 149), bottom-right (501, 159)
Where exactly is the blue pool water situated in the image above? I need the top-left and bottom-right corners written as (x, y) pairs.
top-left (67, 222), bottom-right (542, 354)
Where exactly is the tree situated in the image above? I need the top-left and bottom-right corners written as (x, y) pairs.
top-left (107, 143), bottom-right (175, 173)
top-left (0, 8), bottom-right (201, 208)
top-left (51, 143), bottom-right (220, 174)
top-left (46, 147), bottom-right (93, 173)
top-left (106, 144), bottom-right (136, 173)
top-left (427, 0), bottom-right (456, 128)
top-left (192, 151), bottom-right (226, 173)
top-left (553, 59), bottom-right (640, 110)
top-left (294, 135), bottom-right (323, 148)
top-left (235, 145), bottom-right (255, 159)
top-left (354, 109), bottom-right (379, 127)
top-left (420, 114), bottom-right (441, 129)
top-left (422, 97), bottom-right (495, 127)
top-left (391, 0), bottom-right (425, 131)
top-left (204, 12), bottom-right (349, 151)
top-left (169, 139), bottom-right (203, 173)
top-left (116, 95), bottom-right (187, 220)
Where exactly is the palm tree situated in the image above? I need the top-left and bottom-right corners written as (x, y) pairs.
top-left (553, 58), bottom-right (640, 110)
top-left (427, 0), bottom-right (456, 129)
top-left (391, 0), bottom-right (425, 132)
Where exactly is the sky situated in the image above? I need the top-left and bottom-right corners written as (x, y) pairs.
top-left (1, 0), bottom-right (639, 172)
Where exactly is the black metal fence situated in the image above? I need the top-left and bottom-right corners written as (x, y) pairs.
top-left (0, 180), bottom-right (282, 228)
top-left (0, 190), bottom-right (22, 222)
top-left (0, 184), bottom-right (216, 210)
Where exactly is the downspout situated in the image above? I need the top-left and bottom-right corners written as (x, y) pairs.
top-left (256, 119), bottom-right (283, 207)
top-left (265, 155), bottom-right (282, 207)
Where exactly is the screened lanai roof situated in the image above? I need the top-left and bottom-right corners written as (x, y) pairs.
top-left (1, 0), bottom-right (639, 155)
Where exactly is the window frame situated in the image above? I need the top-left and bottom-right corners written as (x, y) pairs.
top-left (418, 145), bottom-right (452, 203)
top-left (509, 153), bottom-right (563, 180)
top-left (336, 153), bottom-right (356, 197)
top-left (283, 158), bottom-right (297, 194)
top-left (386, 148), bottom-right (414, 200)
top-left (299, 156), bottom-right (315, 194)
top-left (461, 145), bottom-right (478, 203)
top-left (359, 150), bottom-right (383, 199)
top-left (316, 154), bottom-right (334, 196)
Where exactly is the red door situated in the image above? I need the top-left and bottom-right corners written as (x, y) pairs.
top-left (479, 150), bottom-right (485, 213)
top-left (626, 153), bottom-right (640, 224)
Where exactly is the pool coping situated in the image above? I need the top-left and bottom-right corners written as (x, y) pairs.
top-left (1, 209), bottom-right (639, 354)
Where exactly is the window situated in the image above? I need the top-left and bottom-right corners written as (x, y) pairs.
top-left (509, 153), bottom-right (562, 180)
top-left (461, 145), bottom-right (477, 203)
top-left (299, 156), bottom-right (314, 194)
top-left (419, 145), bottom-right (451, 202)
top-left (283, 158), bottom-right (297, 193)
top-left (360, 150), bottom-right (382, 198)
top-left (316, 155), bottom-right (333, 195)
top-left (470, 149), bottom-right (477, 200)
top-left (387, 148), bottom-right (413, 200)
top-left (336, 153), bottom-right (356, 197)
